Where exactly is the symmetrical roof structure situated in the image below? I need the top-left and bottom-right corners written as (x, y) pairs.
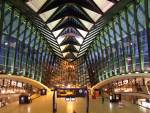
top-left (25, 0), bottom-right (119, 61)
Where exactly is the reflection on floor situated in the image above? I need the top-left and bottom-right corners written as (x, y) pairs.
top-left (0, 91), bottom-right (150, 113)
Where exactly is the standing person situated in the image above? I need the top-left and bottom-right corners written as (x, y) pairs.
top-left (73, 110), bottom-right (76, 113)
top-left (102, 96), bottom-right (104, 104)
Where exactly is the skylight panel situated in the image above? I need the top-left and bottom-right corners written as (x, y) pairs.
top-left (52, 29), bottom-right (64, 37)
top-left (74, 45), bottom-right (80, 51)
top-left (77, 29), bottom-right (88, 37)
top-left (73, 52), bottom-right (78, 57)
top-left (26, 0), bottom-right (47, 12)
top-left (39, 8), bottom-right (58, 22)
top-left (57, 36), bottom-right (65, 44)
top-left (47, 19), bottom-right (62, 30)
top-left (63, 52), bottom-right (70, 57)
top-left (75, 36), bottom-right (84, 44)
top-left (60, 45), bottom-right (68, 51)
top-left (93, 0), bottom-right (114, 13)
top-left (82, 7), bottom-right (101, 22)
top-left (79, 19), bottom-right (93, 30)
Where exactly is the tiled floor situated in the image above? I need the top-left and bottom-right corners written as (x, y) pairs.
top-left (0, 91), bottom-right (150, 113)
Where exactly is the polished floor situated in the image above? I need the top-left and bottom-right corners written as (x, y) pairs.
top-left (0, 92), bottom-right (150, 113)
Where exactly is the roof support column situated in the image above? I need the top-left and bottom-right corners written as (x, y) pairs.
top-left (19, 20), bottom-right (28, 76)
top-left (102, 30), bottom-right (110, 78)
top-left (112, 20), bottom-right (120, 75)
top-left (34, 36), bottom-right (42, 80)
top-left (25, 24), bottom-right (33, 77)
top-left (98, 33), bottom-right (106, 80)
top-left (12, 13), bottom-right (22, 74)
top-left (133, 1), bottom-right (144, 72)
top-left (107, 25), bottom-right (115, 76)
top-left (144, 0), bottom-right (150, 67)
top-left (84, 54), bottom-right (94, 86)
top-left (0, 0), bottom-right (5, 46)
top-left (95, 37), bottom-right (102, 75)
top-left (125, 7), bottom-right (135, 72)
top-left (39, 41), bottom-right (47, 82)
top-left (118, 14), bottom-right (128, 73)
top-left (30, 29), bottom-right (38, 78)
top-left (5, 7), bottom-right (15, 73)
top-left (37, 39), bottom-right (45, 81)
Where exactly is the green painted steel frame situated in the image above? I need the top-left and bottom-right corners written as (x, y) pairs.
top-left (5, 6), bottom-right (15, 73)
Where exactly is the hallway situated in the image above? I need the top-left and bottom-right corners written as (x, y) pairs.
top-left (0, 92), bottom-right (150, 113)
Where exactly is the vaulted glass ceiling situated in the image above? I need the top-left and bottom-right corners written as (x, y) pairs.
top-left (25, 0), bottom-right (120, 61)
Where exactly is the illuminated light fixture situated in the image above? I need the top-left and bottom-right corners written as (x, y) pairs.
top-left (128, 57), bottom-right (132, 61)
top-left (65, 98), bottom-right (70, 101)
top-left (144, 71), bottom-right (148, 74)
top-left (5, 42), bottom-right (8, 45)
top-left (128, 73), bottom-right (131, 75)
top-left (1, 90), bottom-right (5, 94)
top-left (135, 72), bottom-right (139, 74)
top-left (71, 98), bottom-right (75, 101)
top-left (122, 74), bottom-right (125, 75)
top-left (104, 88), bottom-right (107, 91)
top-left (8, 73), bottom-right (11, 75)
top-left (67, 84), bottom-right (71, 88)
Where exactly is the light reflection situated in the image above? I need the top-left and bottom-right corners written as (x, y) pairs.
top-left (139, 106), bottom-right (147, 112)
top-left (67, 102), bottom-right (74, 113)
top-left (27, 107), bottom-right (31, 113)
top-left (109, 103), bottom-right (113, 111)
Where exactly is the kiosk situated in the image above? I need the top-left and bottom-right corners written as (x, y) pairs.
top-left (19, 94), bottom-right (31, 104)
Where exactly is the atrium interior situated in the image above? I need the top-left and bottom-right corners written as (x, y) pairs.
top-left (0, 0), bottom-right (150, 113)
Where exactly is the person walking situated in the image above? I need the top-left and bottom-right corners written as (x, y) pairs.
top-left (102, 96), bottom-right (104, 104)
top-left (73, 110), bottom-right (76, 113)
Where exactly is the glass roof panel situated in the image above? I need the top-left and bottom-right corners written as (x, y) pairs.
top-left (63, 52), bottom-right (70, 57)
top-left (77, 29), bottom-right (88, 37)
top-left (75, 36), bottom-right (84, 44)
top-left (26, 0), bottom-right (47, 12)
top-left (53, 29), bottom-right (64, 37)
top-left (57, 36), bottom-right (65, 44)
top-left (47, 19), bottom-right (62, 30)
top-left (73, 52), bottom-right (78, 57)
top-left (39, 8), bottom-right (58, 22)
top-left (79, 19), bottom-right (93, 30)
top-left (82, 7), bottom-right (101, 22)
top-left (74, 45), bottom-right (80, 51)
top-left (24, 0), bottom-right (121, 60)
top-left (93, 0), bottom-right (114, 13)
top-left (60, 45), bottom-right (68, 51)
